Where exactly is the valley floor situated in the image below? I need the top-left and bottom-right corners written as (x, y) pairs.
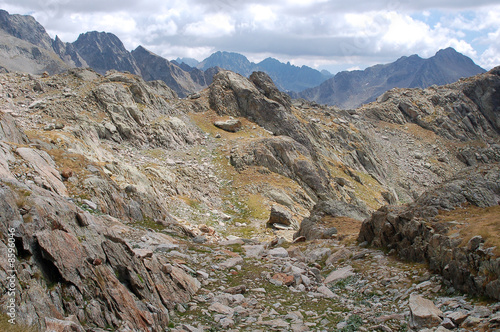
top-left (159, 233), bottom-right (499, 332)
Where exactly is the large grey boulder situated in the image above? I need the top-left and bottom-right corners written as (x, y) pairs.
top-left (214, 119), bottom-right (242, 132)
top-left (266, 205), bottom-right (298, 229)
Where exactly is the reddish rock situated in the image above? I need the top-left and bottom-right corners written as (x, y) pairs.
top-left (272, 273), bottom-right (295, 286)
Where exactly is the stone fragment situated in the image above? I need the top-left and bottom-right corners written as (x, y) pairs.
top-left (243, 244), bottom-right (265, 258)
top-left (133, 248), bottom-right (153, 259)
top-left (441, 317), bottom-right (456, 329)
top-left (75, 212), bottom-right (90, 227)
top-left (467, 235), bottom-right (484, 251)
top-left (219, 238), bottom-right (244, 245)
top-left (224, 285), bottom-right (246, 294)
top-left (258, 318), bottom-right (289, 328)
top-left (317, 285), bottom-right (335, 298)
top-left (287, 247), bottom-right (306, 261)
top-left (35, 230), bottom-right (87, 287)
top-left (489, 312), bottom-right (500, 325)
top-left (45, 316), bottom-right (85, 332)
top-left (409, 294), bottom-right (443, 329)
top-left (471, 305), bottom-right (492, 318)
top-left (214, 119), bottom-right (242, 132)
top-left (446, 311), bottom-right (469, 325)
top-left (219, 317), bottom-right (235, 328)
top-left (267, 247), bottom-right (289, 258)
top-left (324, 266), bottom-right (355, 284)
top-left (155, 243), bottom-right (179, 252)
top-left (461, 316), bottom-right (482, 328)
top-left (272, 273), bottom-right (295, 286)
top-left (17, 147), bottom-right (68, 196)
top-left (325, 248), bottom-right (352, 265)
top-left (208, 302), bottom-right (234, 315)
top-left (306, 247), bottom-right (331, 262)
top-left (219, 256), bottom-right (244, 269)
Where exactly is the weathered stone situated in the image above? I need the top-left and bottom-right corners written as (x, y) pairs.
top-left (266, 205), bottom-right (297, 229)
top-left (243, 244), bottom-right (265, 258)
top-left (467, 235), bottom-right (484, 251)
top-left (325, 248), bottom-right (352, 265)
top-left (219, 256), bottom-right (244, 269)
top-left (272, 273), bottom-right (295, 286)
top-left (35, 230), bottom-right (88, 287)
top-left (317, 285), bottom-right (335, 298)
top-left (461, 316), bottom-right (482, 328)
top-left (441, 317), bottom-right (456, 329)
top-left (224, 285), bottom-right (246, 294)
top-left (208, 302), bottom-right (234, 315)
top-left (214, 119), bottom-right (242, 132)
top-left (324, 266), bottom-right (355, 284)
top-left (409, 294), bottom-right (443, 329)
top-left (446, 311), bottom-right (469, 325)
top-left (45, 316), bottom-right (85, 332)
top-left (267, 247), bottom-right (289, 258)
top-left (17, 147), bottom-right (68, 196)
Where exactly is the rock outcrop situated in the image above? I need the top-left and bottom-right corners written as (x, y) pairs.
top-left (358, 164), bottom-right (500, 300)
top-left (295, 200), bottom-right (370, 240)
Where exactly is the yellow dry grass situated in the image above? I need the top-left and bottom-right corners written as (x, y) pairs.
top-left (436, 204), bottom-right (500, 257)
top-left (320, 215), bottom-right (364, 243)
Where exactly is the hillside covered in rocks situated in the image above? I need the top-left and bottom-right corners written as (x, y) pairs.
top-left (0, 65), bottom-right (499, 331)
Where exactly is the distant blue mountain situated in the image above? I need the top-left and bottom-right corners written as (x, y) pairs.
top-left (295, 48), bottom-right (486, 109)
top-left (196, 51), bottom-right (332, 92)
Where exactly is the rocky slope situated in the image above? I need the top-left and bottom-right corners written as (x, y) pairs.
top-left (0, 65), bottom-right (499, 331)
top-left (296, 48), bottom-right (486, 109)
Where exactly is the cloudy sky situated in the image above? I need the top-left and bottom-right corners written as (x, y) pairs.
top-left (1, 0), bottom-right (499, 73)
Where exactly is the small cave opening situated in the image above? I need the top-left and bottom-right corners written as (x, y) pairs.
top-left (113, 266), bottom-right (144, 300)
top-left (32, 241), bottom-right (64, 285)
top-left (14, 236), bottom-right (32, 260)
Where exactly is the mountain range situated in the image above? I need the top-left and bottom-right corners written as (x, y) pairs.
top-left (0, 7), bottom-right (499, 332)
top-left (295, 48), bottom-right (486, 109)
top-left (0, 9), bottom-right (487, 106)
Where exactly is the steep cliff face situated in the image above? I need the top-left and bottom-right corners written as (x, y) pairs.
top-left (0, 9), bottom-right (54, 51)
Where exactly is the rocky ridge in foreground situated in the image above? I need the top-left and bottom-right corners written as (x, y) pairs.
top-left (0, 66), bottom-right (499, 331)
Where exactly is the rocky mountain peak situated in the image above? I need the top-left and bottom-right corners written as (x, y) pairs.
top-left (0, 9), bottom-right (54, 51)
top-left (198, 51), bottom-right (253, 76)
top-left (73, 31), bottom-right (141, 75)
top-left (297, 48), bottom-right (486, 109)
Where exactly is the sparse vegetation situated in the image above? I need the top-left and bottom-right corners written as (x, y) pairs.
top-left (437, 204), bottom-right (500, 256)
top-left (0, 314), bottom-right (36, 332)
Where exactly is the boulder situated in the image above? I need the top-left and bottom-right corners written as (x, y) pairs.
top-left (324, 266), bottom-right (355, 284)
top-left (266, 205), bottom-right (297, 229)
top-left (409, 294), bottom-right (443, 329)
top-left (214, 119), bottom-right (242, 132)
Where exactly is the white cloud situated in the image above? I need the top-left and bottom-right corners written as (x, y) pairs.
top-left (184, 13), bottom-right (235, 38)
top-left (1, 0), bottom-right (499, 71)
